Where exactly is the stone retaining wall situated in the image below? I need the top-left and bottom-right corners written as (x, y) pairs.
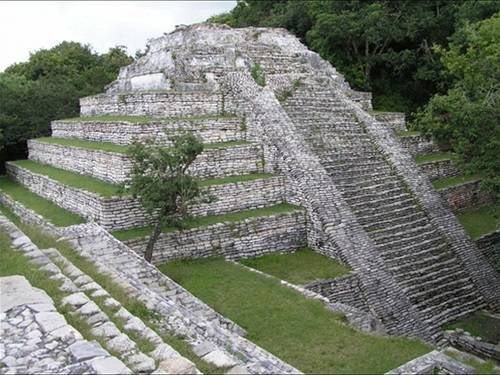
top-left (51, 117), bottom-right (245, 146)
top-left (444, 330), bottom-right (500, 361)
top-left (124, 211), bottom-right (307, 264)
top-left (438, 180), bottom-right (495, 212)
top-left (7, 162), bottom-right (287, 231)
top-left (476, 230), bottom-right (500, 273)
top-left (419, 160), bottom-right (460, 181)
top-left (80, 91), bottom-right (222, 117)
top-left (398, 135), bottom-right (439, 156)
top-left (303, 273), bottom-right (368, 312)
top-left (372, 112), bottom-right (406, 132)
top-left (28, 140), bottom-right (264, 183)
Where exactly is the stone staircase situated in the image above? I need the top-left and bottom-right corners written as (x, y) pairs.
top-left (281, 81), bottom-right (486, 335)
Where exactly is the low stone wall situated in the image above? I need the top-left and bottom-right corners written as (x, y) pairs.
top-left (372, 112), bottom-right (406, 132)
top-left (347, 90), bottom-right (372, 111)
top-left (80, 91), bottom-right (222, 117)
top-left (476, 230), bottom-right (500, 273)
top-left (438, 180), bottom-right (495, 212)
top-left (419, 160), bottom-right (460, 181)
top-left (51, 117), bottom-right (245, 146)
top-left (444, 330), bottom-right (500, 361)
top-left (7, 162), bottom-right (287, 231)
top-left (124, 211), bottom-right (307, 264)
top-left (28, 140), bottom-right (264, 183)
top-left (303, 273), bottom-right (368, 312)
top-left (398, 134), bottom-right (439, 156)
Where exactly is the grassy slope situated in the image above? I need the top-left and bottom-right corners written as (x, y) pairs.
top-left (12, 160), bottom-right (120, 197)
top-left (0, 177), bottom-right (85, 226)
top-left (415, 152), bottom-right (457, 165)
top-left (457, 204), bottom-right (499, 238)
top-left (240, 247), bottom-right (351, 284)
top-left (432, 174), bottom-right (479, 190)
top-left (34, 137), bottom-right (251, 154)
top-left (160, 258), bottom-right (430, 374)
top-left (112, 203), bottom-right (301, 241)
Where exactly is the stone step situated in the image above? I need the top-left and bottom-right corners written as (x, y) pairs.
top-left (353, 198), bottom-right (418, 218)
top-left (331, 170), bottom-right (398, 187)
top-left (392, 257), bottom-right (457, 284)
top-left (28, 139), bottom-right (265, 184)
top-left (381, 237), bottom-right (446, 261)
top-left (389, 251), bottom-right (454, 275)
top-left (369, 217), bottom-right (430, 241)
top-left (403, 268), bottom-right (471, 297)
top-left (343, 186), bottom-right (408, 206)
top-left (412, 284), bottom-right (477, 313)
top-left (362, 210), bottom-right (426, 232)
top-left (348, 193), bottom-right (413, 212)
top-left (80, 91), bottom-right (223, 117)
top-left (51, 116), bottom-right (246, 146)
top-left (425, 299), bottom-right (484, 328)
top-left (7, 161), bottom-right (287, 231)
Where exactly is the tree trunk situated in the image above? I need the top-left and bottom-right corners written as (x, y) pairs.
top-left (144, 220), bottom-right (163, 263)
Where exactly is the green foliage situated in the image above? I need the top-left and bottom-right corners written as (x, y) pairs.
top-left (159, 257), bottom-right (431, 374)
top-left (414, 14), bottom-right (500, 194)
top-left (122, 132), bottom-right (204, 261)
top-left (250, 63), bottom-right (266, 87)
top-left (0, 42), bottom-right (133, 169)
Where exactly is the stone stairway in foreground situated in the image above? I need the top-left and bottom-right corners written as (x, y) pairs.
top-left (281, 80), bottom-right (486, 335)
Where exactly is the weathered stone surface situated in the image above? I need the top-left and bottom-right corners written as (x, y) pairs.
top-left (0, 276), bottom-right (52, 312)
top-left (69, 340), bottom-right (108, 361)
top-left (61, 292), bottom-right (89, 307)
top-left (153, 357), bottom-right (198, 374)
top-left (202, 350), bottom-right (238, 368)
top-left (90, 356), bottom-right (132, 374)
top-left (34, 312), bottom-right (67, 333)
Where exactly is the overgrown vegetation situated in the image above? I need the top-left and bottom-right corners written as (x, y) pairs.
top-left (0, 42), bottom-right (133, 170)
top-left (160, 257), bottom-right (431, 373)
top-left (251, 63), bottom-right (266, 87)
top-left (240, 247), bottom-right (351, 284)
top-left (0, 176), bottom-right (85, 226)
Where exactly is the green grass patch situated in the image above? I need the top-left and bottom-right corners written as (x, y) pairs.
top-left (200, 173), bottom-right (275, 187)
top-left (35, 137), bottom-right (129, 153)
top-left (457, 204), bottom-right (499, 239)
top-left (112, 203), bottom-right (301, 241)
top-left (12, 160), bottom-right (121, 197)
top-left (444, 311), bottom-right (500, 344)
top-left (396, 130), bottom-right (421, 137)
top-left (159, 258), bottom-right (431, 374)
top-left (59, 114), bottom-right (238, 123)
top-left (415, 152), bottom-right (457, 165)
top-left (0, 177), bottom-right (85, 226)
top-left (35, 137), bottom-right (251, 154)
top-left (445, 350), bottom-right (500, 374)
top-left (432, 174), bottom-right (479, 190)
top-left (0, 203), bottom-right (222, 374)
top-left (240, 247), bottom-right (351, 284)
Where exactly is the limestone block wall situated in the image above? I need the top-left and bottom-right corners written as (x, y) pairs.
top-left (51, 117), bottom-right (245, 146)
top-left (398, 134), bottom-right (439, 156)
top-left (475, 230), bottom-right (500, 273)
top-left (124, 211), bottom-right (307, 264)
top-left (444, 330), bottom-right (500, 360)
top-left (303, 273), bottom-right (368, 312)
top-left (419, 160), bottom-right (461, 181)
top-left (7, 162), bottom-right (287, 231)
top-left (28, 140), bottom-right (265, 183)
top-left (438, 180), bottom-right (495, 212)
top-left (346, 90), bottom-right (372, 111)
top-left (372, 112), bottom-right (406, 132)
top-left (80, 92), bottom-right (222, 117)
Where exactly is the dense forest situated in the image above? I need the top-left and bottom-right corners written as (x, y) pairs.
top-left (0, 42), bottom-right (133, 169)
top-left (210, 0), bottom-right (499, 194)
top-left (0, 0), bottom-right (498, 194)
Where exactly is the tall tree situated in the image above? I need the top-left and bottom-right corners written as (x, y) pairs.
top-left (122, 133), bottom-right (204, 262)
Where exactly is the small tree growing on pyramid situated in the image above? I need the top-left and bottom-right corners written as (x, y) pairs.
top-left (123, 132), bottom-right (204, 262)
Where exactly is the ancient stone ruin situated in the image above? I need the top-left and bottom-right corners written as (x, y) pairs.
top-left (1, 23), bottom-right (499, 373)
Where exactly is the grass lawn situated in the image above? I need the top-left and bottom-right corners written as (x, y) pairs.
top-left (12, 160), bottom-right (121, 197)
top-left (34, 137), bottom-right (251, 154)
top-left (0, 177), bottom-right (85, 226)
top-left (112, 203), bottom-right (301, 241)
top-left (444, 311), bottom-right (500, 344)
top-left (0, 204), bottom-right (221, 374)
top-left (240, 247), bottom-right (351, 284)
top-left (160, 258), bottom-right (431, 374)
top-left (432, 174), bottom-right (479, 190)
top-left (396, 130), bottom-right (421, 137)
top-left (415, 152), bottom-right (457, 165)
top-left (457, 204), bottom-right (499, 239)
top-left (58, 114), bottom-right (237, 123)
